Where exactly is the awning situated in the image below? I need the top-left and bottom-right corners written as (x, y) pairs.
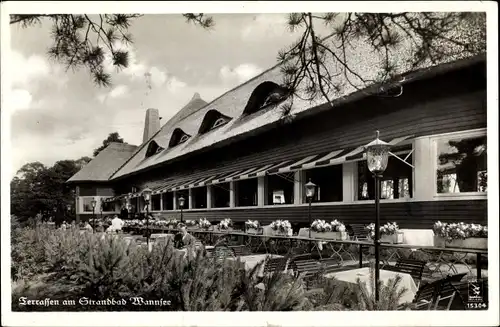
top-left (344, 134), bottom-right (414, 162)
top-left (231, 163), bottom-right (275, 181)
top-left (209, 160), bottom-right (292, 185)
top-left (104, 194), bottom-right (127, 202)
top-left (173, 174), bottom-right (219, 191)
top-left (152, 180), bottom-right (176, 194)
top-left (267, 154), bottom-right (332, 175)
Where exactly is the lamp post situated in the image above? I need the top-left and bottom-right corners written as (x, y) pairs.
top-left (178, 196), bottom-right (185, 223)
top-left (142, 187), bottom-right (152, 246)
top-left (127, 192), bottom-right (133, 219)
top-left (365, 130), bottom-right (391, 302)
top-left (66, 204), bottom-right (71, 223)
top-left (91, 198), bottom-right (97, 233)
top-left (305, 179), bottom-right (316, 253)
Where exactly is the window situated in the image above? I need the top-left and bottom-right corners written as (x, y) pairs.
top-left (303, 165), bottom-right (343, 203)
top-left (235, 179), bottom-right (257, 207)
top-left (101, 200), bottom-right (115, 212)
top-left (212, 183), bottom-right (230, 208)
top-left (82, 198), bottom-right (94, 212)
top-left (436, 133), bottom-right (487, 194)
top-left (151, 194), bottom-right (162, 211)
top-left (267, 174), bottom-right (294, 205)
top-left (211, 117), bottom-right (228, 130)
top-left (145, 141), bottom-right (163, 158)
top-left (357, 145), bottom-right (413, 200)
top-left (198, 110), bottom-right (232, 134)
top-left (169, 128), bottom-right (191, 148)
top-left (162, 192), bottom-right (173, 210)
top-left (243, 81), bottom-right (290, 115)
top-left (192, 187), bottom-right (207, 209)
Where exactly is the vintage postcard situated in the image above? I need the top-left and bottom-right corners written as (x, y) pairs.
top-left (1, 1), bottom-right (498, 326)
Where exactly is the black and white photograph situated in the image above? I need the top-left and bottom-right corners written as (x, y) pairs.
top-left (1, 1), bottom-right (498, 326)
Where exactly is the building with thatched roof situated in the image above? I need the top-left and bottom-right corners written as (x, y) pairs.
top-left (67, 54), bottom-right (487, 229)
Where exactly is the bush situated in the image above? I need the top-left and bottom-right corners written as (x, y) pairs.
top-left (11, 225), bottom-right (412, 311)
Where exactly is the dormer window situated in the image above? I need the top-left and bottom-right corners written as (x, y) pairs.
top-left (242, 81), bottom-right (290, 116)
top-left (198, 110), bottom-right (232, 134)
top-left (212, 117), bottom-right (228, 130)
top-left (145, 141), bottom-right (164, 158)
top-left (169, 128), bottom-right (191, 148)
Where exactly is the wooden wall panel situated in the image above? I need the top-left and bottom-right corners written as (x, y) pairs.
top-left (157, 200), bottom-right (487, 230)
top-left (124, 67), bottom-right (486, 190)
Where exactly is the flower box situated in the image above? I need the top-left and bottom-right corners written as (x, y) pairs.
top-left (271, 230), bottom-right (292, 237)
top-left (434, 235), bottom-right (447, 248)
top-left (187, 226), bottom-right (199, 231)
top-left (246, 227), bottom-right (263, 235)
top-left (370, 232), bottom-right (404, 244)
top-left (380, 233), bottom-right (404, 244)
top-left (435, 236), bottom-right (487, 249)
top-left (311, 231), bottom-right (348, 240)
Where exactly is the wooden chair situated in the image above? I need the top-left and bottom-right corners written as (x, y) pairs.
top-left (263, 257), bottom-right (289, 274)
top-left (445, 272), bottom-right (467, 282)
top-left (410, 279), bottom-right (442, 310)
top-left (319, 258), bottom-right (344, 274)
top-left (348, 224), bottom-right (369, 241)
top-left (385, 259), bottom-right (426, 288)
top-left (399, 276), bottom-right (452, 310)
top-left (434, 280), bottom-right (457, 310)
top-left (229, 245), bottom-right (252, 257)
top-left (289, 255), bottom-right (323, 289)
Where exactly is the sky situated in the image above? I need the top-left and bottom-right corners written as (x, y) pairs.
top-left (7, 13), bottom-right (332, 175)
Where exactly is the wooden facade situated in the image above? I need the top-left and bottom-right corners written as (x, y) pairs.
top-left (75, 60), bottom-right (488, 228)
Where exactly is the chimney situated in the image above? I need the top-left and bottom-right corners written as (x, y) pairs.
top-left (142, 108), bottom-right (161, 143)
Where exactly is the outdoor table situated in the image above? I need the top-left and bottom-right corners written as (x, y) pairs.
top-left (226, 254), bottom-right (284, 277)
top-left (324, 267), bottom-right (418, 305)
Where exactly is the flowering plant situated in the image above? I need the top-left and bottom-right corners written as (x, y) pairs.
top-left (167, 219), bottom-right (178, 228)
top-left (433, 221), bottom-right (488, 241)
top-left (366, 222), bottom-right (399, 239)
top-left (198, 218), bottom-right (211, 229)
top-left (245, 220), bottom-right (260, 229)
top-left (154, 220), bottom-right (169, 227)
top-left (330, 219), bottom-right (346, 232)
top-left (124, 219), bottom-right (145, 227)
top-left (185, 219), bottom-right (197, 227)
top-left (310, 220), bottom-right (332, 232)
top-left (270, 220), bottom-right (292, 233)
top-left (218, 218), bottom-right (232, 230)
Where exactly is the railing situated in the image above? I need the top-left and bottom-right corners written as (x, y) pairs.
top-left (124, 226), bottom-right (488, 279)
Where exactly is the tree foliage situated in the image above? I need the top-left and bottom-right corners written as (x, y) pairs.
top-left (275, 12), bottom-right (486, 115)
top-left (10, 14), bottom-right (142, 87)
top-left (10, 160), bottom-right (86, 222)
top-left (11, 12), bottom-right (485, 100)
top-left (93, 132), bottom-right (124, 157)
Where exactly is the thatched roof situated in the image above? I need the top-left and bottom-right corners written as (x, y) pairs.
top-left (67, 142), bottom-right (138, 183)
top-left (110, 49), bottom-right (485, 181)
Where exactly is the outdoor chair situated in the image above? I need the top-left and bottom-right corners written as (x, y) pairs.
top-left (399, 276), bottom-right (452, 310)
top-left (263, 257), bottom-right (289, 274)
top-left (384, 258), bottom-right (426, 288)
top-left (229, 245), bottom-right (252, 257)
top-left (348, 224), bottom-right (369, 241)
top-left (318, 258), bottom-right (344, 274)
top-left (289, 255), bottom-right (323, 289)
top-left (445, 272), bottom-right (467, 282)
top-left (434, 280), bottom-right (458, 310)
